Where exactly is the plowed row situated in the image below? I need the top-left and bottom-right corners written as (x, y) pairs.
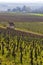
top-left (0, 14), bottom-right (43, 22)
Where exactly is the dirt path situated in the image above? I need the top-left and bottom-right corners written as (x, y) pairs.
top-left (0, 27), bottom-right (43, 38)
top-left (15, 28), bottom-right (43, 37)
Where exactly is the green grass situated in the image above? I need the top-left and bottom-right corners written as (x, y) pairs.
top-left (0, 12), bottom-right (43, 16)
top-left (14, 22), bottom-right (43, 34)
top-left (0, 21), bottom-right (43, 34)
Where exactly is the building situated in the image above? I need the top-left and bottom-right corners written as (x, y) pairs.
top-left (7, 21), bottom-right (14, 29)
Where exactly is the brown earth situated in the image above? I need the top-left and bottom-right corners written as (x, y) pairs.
top-left (0, 14), bottom-right (43, 22)
top-left (0, 28), bottom-right (43, 39)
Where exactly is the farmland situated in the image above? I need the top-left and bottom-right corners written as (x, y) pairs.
top-left (0, 13), bottom-right (43, 22)
top-left (0, 13), bottom-right (43, 65)
top-left (0, 13), bottom-right (43, 34)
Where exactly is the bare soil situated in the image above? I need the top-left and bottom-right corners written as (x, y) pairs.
top-left (0, 14), bottom-right (43, 22)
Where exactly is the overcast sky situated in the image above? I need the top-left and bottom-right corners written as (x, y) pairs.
top-left (0, 0), bottom-right (43, 3)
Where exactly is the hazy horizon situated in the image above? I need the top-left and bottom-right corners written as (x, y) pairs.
top-left (0, 0), bottom-right (43, 3)
top-left (0, 0), bottom-right (43, 12)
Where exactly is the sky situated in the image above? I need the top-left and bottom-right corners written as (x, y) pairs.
top-left (0, 0), bottom-right (43, 3)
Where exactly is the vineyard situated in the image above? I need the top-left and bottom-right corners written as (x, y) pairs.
top-left (0, 28), bottom-right (43, 65)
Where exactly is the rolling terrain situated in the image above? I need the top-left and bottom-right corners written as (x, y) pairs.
top-left (0, 13), bottom-right (43, 65)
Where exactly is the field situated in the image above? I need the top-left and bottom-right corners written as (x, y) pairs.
top-left (15, 22), bottom-right (43, 34)
top-left (0, 13), bottom-right (43, 34)
top-left (0, 13), bottom-right (43, 65)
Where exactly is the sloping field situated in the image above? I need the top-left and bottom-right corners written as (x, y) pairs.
top-left (0, 13), bottom-right (43, 34)
top-left (0, 13), bottom-right (43, 65)
top-left (15, 22), bottom-right (43, 34)
top-left (0, 13), bottom-right (43, 22)
top-left (0, 27), bottom-right (43, 39)
top-left (0, 27), bottom-right (43, 65)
